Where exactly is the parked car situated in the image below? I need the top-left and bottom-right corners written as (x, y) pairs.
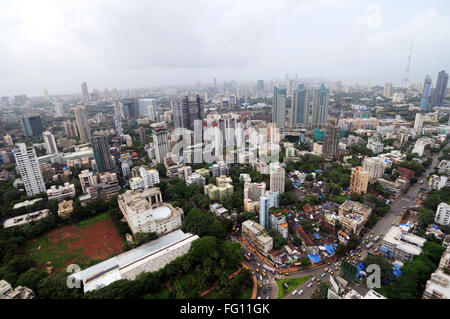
top-left (298, 290), bottom-right (304, 295)
top-left (292, 290), bottom-right (297, 295)
top-left (308, 283), bottom-right (313, 288)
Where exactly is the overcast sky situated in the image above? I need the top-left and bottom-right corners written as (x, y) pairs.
top-left (1, 0), bottom-right (450, 96)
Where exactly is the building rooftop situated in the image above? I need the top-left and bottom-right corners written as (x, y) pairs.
top-left (69, 230), bottom-right (197, 293)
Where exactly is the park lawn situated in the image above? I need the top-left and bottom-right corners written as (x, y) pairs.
top-left (277, 275), bottom-right (312, 299)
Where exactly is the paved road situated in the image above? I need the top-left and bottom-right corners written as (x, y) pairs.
top-left (237, 152), bottom-right (443, 299)
top-left (233, 237), bottom-right (278, 299)
top-left (372, 151), bottom-right (441, 237)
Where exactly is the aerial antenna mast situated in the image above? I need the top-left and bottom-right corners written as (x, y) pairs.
top-left (402, 42), bottom-right (413, 88)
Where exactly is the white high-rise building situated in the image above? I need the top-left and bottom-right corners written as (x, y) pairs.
top-left (362, 157), bottom-right (386, 182)
top-left (13, 143), bottom-right (46, 197)
top-left (151, 122), bottom-right (169, 163)
top-left (269, 162), bottom-right (285, 194)
top-left (42, 131), bottom-right (58, 155)
top-left (435, 203), bottom-right (450, 226)
top-left (414, 113), bottom-right (424, 132)
top-left (259, 191), bottom-right (279, 229)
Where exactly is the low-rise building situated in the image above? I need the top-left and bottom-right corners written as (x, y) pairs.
top-left (57, 200), bottom-right (73, 219)
top-left (429, 175), bottom-right (449, 191)
top-left (216, 175), bottom-right (233, 187)
top-left (376, 178), bottom-right (408, 196)
top-left (435, 202), bottom-right (450, 226)
top-left (186, 173), bottom-right (206, 187)
top-left (68, 230), bottom-right (198, 293)
top-left (269, 209), bottom-right (288, 239)
top-left (338, 200), bottom-right (372, 236)
top-left (47, 182), bottom-right (76, 201)
top-left (380, 226), bottom-right (426, 261)
top-left (244, 198), bottom-right (259, 213)
top-left (12, 198), bottom-right (43, 210)
top-left (423, 245), bottom-right (450, 299)
top-left (242, 220), bottom-right (273, 254)
top-left (0, 280), bottom-right (34, 299)
top-left (3, 209), bottom-right (50, 229)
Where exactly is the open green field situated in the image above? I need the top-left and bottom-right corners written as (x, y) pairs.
top-left (277, 275), bottom-right (312, 299)
top-left (22, 212), bottom-right (124, 272)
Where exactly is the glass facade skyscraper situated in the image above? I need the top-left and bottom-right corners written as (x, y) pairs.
top-left (291, 84), bottom-right (309, 126)
top-left (420, 75), bottom-right (432, 111)
top-left (272, 87), bottom-right (286, 130)
top-left (433, 70), bottom-right (448, 107)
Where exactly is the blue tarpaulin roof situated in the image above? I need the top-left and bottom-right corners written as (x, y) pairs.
top-left (432, 225), bottom-right (440, 230)
top-left (308, 254), bottom-right (322, 263)
top-left (393, 269), bottom-right (402, 277)
top-left (359, 263), bottom-right (365, 270)
top-left (380, 246), bottom-right (389, 253)
top-left (314, 233), bottom-right (320, 239)
top-left (325, 244), bottom-right (335, 256)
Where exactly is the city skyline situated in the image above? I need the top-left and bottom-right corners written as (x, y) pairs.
top-left (1, 0), bottom-right (450, 96)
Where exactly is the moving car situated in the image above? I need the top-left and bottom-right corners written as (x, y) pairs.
top-left (308, 283), bottom-right (313, 288)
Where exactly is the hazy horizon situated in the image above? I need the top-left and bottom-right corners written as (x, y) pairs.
top-left (1, 0), bottom-right (450, 97)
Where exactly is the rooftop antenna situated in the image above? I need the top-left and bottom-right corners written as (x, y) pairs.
top-left (402, 42), bottom-right (413, 88)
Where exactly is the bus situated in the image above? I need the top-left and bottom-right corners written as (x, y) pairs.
top-left (366, 242), bottom-right (374, 249)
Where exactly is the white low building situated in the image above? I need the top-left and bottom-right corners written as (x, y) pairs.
top-left (380, 226), bottom-right (426, 261)
top-left (68, 230), bottom-right (199, 293)
top-left (3, 209), bottom-right (50, 228)
top-left (435, 202), bottom-right (450, 226)
top-left (46, 182), bottom-right (76, 201)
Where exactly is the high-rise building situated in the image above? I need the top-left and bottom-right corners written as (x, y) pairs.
top-left (74, 105), bottom-right (91, 142)
top-left (291, 84), bottom-right (309, 126)
top-left (269, 162), bottom-right (285, 194)
top-left (13, 143), bottom-right (46, 197)
top-left (22, 115), bottom-right (43, 137)
top-left (122, 99), bottom-right (139, 118)
top-left (323, 121), bottom-right (340, 160)
top-left (151, 122), bottom-right (169, 163)
top-left (138, 99), bottom-right (157, 121)
top-left (138, 127), bottom-right (146, 145)
top-left (433, 70), bottom-right (449, 107)
top-left (90, 135), bottom-right (114, 172)
top-left (64, 120), bottom-right (78, 138)
top-left (174, 95), bottom-right (204, 131)
top-left (420, 75), bottom-right (432, 111)
top-left (311, 84), bottom-right (329, 127)
top-left (259, 190), bottom-right (279, 229)
top-left (42, 131), bottom-right (58, 155)
top-left (81, 82), bottom-right (90, 103)
top-left (414, 113), bottom-right (424, 132)
top-left (384, 83), bottom-right (393, 99)
top-left (349, 167), bottom-right (369, 195)
top-left (0, 117), bottom-right (5, 137)
top-left (104, 88), bottom-right (111, 101)
top-left (362, 157), bottom-right (386, 183)
top-left (257, 80), bottom-right (264, 94)
top-left (272, 87), bottom-right (286, 130)
top-left (112, 88), bottom-right (119, 101)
